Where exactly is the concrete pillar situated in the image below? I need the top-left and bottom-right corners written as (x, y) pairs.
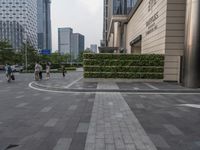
top-left (183, 0), bottom-right (200, 88)
top-left (113, 22), bottom-right (121, 47)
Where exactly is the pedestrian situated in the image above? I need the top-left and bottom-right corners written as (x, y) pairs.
top-left (5, 63), bottom-right (12, 82)
top-left (34, 61), bottom-right (40, 81)
top-left (39, 63), bottom-right (43, 80)
top-left (62, 65), bottom-right (66, 77)
top-left (46, 62), bottom-right (50, 80)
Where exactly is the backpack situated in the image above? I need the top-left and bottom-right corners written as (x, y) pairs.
top-left (7, 66), bottom-right (12, 74)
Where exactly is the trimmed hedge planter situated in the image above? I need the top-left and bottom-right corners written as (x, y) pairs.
top-left (83, 53), bottom-right (164, 79)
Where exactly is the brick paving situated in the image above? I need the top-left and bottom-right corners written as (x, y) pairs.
top-left (0, 72), bottom-right (200, 150)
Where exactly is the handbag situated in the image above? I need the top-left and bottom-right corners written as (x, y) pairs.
top-left (11, 74), bottom-right (15, 80)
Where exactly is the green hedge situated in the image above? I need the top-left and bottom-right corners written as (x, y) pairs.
top-left (84, 72), bottom-right (163, 79)
top-left (83, 53), bottom-right (164, 79)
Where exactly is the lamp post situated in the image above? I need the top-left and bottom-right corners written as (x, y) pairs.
top-left (23, 31), bottom-right (28, 72)
top-left (183, 0), bottom-right (200, 88)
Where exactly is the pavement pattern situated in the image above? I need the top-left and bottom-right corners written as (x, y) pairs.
top-left (0, 72), bottom-right (200, 150)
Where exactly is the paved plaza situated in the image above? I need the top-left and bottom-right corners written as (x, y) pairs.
top-left (0, 71), bottom-right (200, 150)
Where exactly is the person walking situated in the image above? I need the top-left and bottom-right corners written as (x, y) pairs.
top-left (34, 61), bottom-right (40, 81)
top-left (39, 63), bottom-right (43, 80)
top-left (46, 62), bottom-right (50, 80)
top-left (5, 63), bottom-right (12, 82)
top-left (61, 65), bottom-right (66, 77)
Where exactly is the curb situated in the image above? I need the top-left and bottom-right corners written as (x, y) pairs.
top-left (31, 82), bottom-right (200, 94)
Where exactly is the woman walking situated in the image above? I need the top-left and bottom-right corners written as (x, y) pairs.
top-left (46, 62), bottom-right (50, 80)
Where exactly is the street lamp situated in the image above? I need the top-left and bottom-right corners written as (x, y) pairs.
top-left (23, 31), bottom-right (28, 72)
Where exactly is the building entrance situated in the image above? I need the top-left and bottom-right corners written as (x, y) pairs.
top-left (130, 35), bottom-right (142, 54)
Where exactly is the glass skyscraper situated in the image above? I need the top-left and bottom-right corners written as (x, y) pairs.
top-left (58, 28), bottom-right (73, 55)
top-left (0, 0), bottom-right (38, 50)
top-left (37, 0), bottom-right (52, 51)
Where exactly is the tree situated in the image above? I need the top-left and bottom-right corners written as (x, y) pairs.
top-left (0, 40), bottom-right (15, 64)
top-left (20, 42), bottom-right (39, 65)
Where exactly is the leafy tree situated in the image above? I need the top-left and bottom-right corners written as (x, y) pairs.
top-left (0, 40), bottom-right (15, 64)
top-left (20, 42), bottom-right (39, 65)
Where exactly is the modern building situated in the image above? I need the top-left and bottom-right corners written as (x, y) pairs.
top-left (37, 0), bottom-right (52, 51)
top-left (104, 0), bottom-right (200, 87)
top-left (0, 0), bottom-right (38, 50)
top-left (90, 44), bottom-right (97, 53)
top-left (71, 33), bottom-right (85, 60)
top-left (58, 28), bottom-right (72, 55)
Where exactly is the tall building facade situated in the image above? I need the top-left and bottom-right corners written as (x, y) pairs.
top-left (71, 33), bottom-right (85, 60)
top-left (0, 0), bottom-right (38, 50)
top-left (104, 0), bottom-right (200, 87)
top-left (58, 28), bottom-right (72, 55)
top-left (90, 44), bottom-right (97, 53)
top-left (37, 0), bottom-right (52, 51)
top-left (103, 0), bottom-right (135, 47)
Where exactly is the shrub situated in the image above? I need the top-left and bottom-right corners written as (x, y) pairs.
top-left (83, 53), bottom-right (164, 79)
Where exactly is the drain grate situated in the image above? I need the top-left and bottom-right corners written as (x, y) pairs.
top-left (4, 144), bottom-right (19, 150)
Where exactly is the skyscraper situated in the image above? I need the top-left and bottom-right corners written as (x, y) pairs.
top-left (103, 0), bottom-right (135, 47)
top-left (37, 0), bottom-right (52, 51)
top-left (58, 28), bottom-right (73, 55)
top-left (0, 0), bottom-right (38, 50)
top-left (90, 44), bottom-right (97, 53)
top-left (71, 33), bottom-right (85, 60)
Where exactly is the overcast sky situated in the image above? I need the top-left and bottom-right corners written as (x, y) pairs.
top-left (51, 0), bottom-right (103, 51)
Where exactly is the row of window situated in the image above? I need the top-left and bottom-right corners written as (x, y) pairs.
top-left (1, 2), bottom-right (26, 5)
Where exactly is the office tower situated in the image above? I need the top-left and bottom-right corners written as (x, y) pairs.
top-left (0, 0), bottom-right (38, 50)
top-left (37, 0), bottom-right (52, 51)
top-left (103, 0), bottom-right (108, 46)
top-left (58, 28), bottom-right (73, 55)
top-left (90, 44), bottom-right (97, 53)
top-left (103, 0), bottom-right (135, 47)
top-left (71, 33), bottom-right (85, 60)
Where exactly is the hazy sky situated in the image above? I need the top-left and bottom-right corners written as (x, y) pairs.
top-left (51, 0), bottom-right (103, 51)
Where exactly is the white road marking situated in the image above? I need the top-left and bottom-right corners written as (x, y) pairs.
top-left (144, 83), bottom-right (159, 90)
top-left (0, 80), bottom-right (3, 83)
top-left (16, 103), bottom-right (28, 108)
top-left (134, 87), bottom-right (139, 90)
top-left (178, 104), bottom-right (200, 109)
top-left (63, 77), bottom-right (83, 88)
top-left (15, 95), bottom-right (25, 99)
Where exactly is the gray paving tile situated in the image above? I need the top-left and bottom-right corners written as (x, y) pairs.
top-left (106, 144), bottom-right (115, 150)
top-left (195, 141), bottom-right (200, 147)
top-left (149, 134), bottom-right (170, 148)
top-left (69, 105), bottom-right (77, 111)
top-left (95, 138), bottom-right (105, 149)
top-left (168, 112), bottom-right (181, 118)
top-left (125, 144), bottom-right (136, 150)
top-left (40, 106), bottom-right (52, 112)
top-left (43, 96), bottom-right (52, 100)
top-left (16, 103), bottom-right (28, 108)
top-left (163, 124), bottom-right (184, 135)
top-left (76, 123), bottom-right (89, 133)
top-left (53, 138), bottom-right (72, 150)
top-left (44, 118), bottom-right (58, 127)
top-left (135, 104), bottom-right (145, 109)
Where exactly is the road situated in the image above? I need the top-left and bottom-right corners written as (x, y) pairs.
top-left (0, 72), bottom-right (200, 150)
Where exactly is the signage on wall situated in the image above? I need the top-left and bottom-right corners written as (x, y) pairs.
top-left (148, 0), bottom-right (157, 12)
top-left (146, 12), bottom-right (159, 35)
